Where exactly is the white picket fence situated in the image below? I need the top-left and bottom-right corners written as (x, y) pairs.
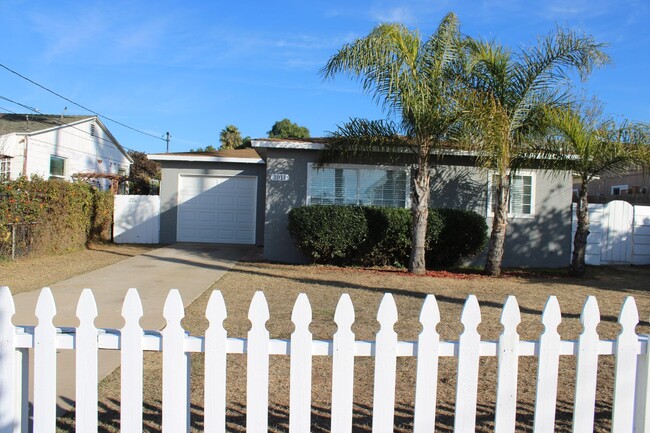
top-left (0, 287), bottom-right (650, 433)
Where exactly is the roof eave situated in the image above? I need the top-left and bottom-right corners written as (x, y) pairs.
top-left (147, 154), bottom-right (265, 164)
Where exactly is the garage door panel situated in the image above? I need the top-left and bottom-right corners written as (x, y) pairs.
top-left (178, 175), bottom-right (256, 244)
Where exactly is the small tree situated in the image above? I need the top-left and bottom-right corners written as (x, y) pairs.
top-left (127, 150), bottom-right (160, 195)
top-left (220, 125), bottom-right (242, 150)
top-left (541, 104), bottom-right (649, 276)
top-left (461, 28), bottom-right (609, 276)
top-left (321, 13), bottom-right (464, 274)
top-left (268, 119), bottom-right (310, 139)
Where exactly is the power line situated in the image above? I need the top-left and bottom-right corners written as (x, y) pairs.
top-left (0, 95), bottom-right (139, 153)
top-left (0, 63), bottom-right (166, 142)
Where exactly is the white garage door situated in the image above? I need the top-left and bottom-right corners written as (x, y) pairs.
top-left (178, 175), bottom-right (257, 244)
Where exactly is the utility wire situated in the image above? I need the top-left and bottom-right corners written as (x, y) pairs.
top-left (0, 63), bottom-right (165, 142)
top-left (0, 95), bottom-right (139, 153)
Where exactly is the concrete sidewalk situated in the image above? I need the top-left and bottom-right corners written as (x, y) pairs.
top-left (11, 243), bottom-right (252, 415)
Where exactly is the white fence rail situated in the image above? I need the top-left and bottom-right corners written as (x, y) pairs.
top-left (113, 195), bottom-right (160, 244)
top-left (1, 287), bottom-right (650, 432)
top-left (572, 200), bottom-right (650, 265)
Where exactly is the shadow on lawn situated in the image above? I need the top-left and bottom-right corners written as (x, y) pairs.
top-left (222, 266), bottom-right (639, 326)
top-left (56, 396), bottom-right (613, 433)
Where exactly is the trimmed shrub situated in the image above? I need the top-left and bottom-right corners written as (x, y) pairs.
top-left (288, 205), bottom-right (367, 264)
top-left (428, 208), bottom-right (488, 268)
top-left (362, 207), bottom-right (412, 267)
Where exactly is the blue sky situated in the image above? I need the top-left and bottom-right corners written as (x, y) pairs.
top-left (0, 0), bottom-right (648, 154)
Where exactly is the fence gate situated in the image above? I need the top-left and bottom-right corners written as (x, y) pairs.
top-left (113, 195), bottom-right (160, 244)
top-left (572, 200), bottom-right (645, 265)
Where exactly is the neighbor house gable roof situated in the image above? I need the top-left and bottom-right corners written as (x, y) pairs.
top-left (148, 147), bottom-right (264, 164)
top-left (0, 113), bottom-right (133, 163)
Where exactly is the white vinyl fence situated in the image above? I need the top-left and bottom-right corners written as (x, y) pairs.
top-left (113, 195), bottom-right (160, 244)
top-left (572, 200), bottom-right (650, 265)
top-left (1, 287), bottom-right (650, 433)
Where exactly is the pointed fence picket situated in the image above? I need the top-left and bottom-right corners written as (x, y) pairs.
top-left (1, 288), bottom-right (650, 433)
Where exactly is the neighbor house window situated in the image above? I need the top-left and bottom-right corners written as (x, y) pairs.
top-left (611, 185), bottom-right (628, 195)
top-left (49, 155), bottom-right (66, 179)
top-left (488, 172), bottom-right (535, 217)
top-left (0, 156), bottom-right (10, 181)
top-left (308, 164), bottom-right (409, 208)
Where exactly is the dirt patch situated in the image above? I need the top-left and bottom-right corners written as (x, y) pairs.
top-left (0, 243), bottom-right (157, 295)
top-left (58, 259), bottom-right (650, 432)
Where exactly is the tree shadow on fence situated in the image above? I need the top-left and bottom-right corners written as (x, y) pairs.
top-left (56, 396), bottom-right (614, 433)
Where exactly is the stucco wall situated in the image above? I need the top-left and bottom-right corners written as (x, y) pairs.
top-left (263, 148), bottom-right (573, 268)
top-left (158, 161), bottom-right (266, 245)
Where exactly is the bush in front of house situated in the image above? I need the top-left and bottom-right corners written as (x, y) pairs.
top-left (288, 205), bottom-right (484, 269)
top-left (0, 177), bottom-right (114, 258)
top-left (287, 205), bottom-right (368, 264)
top-left (428, 208), bottom-right (488, 268)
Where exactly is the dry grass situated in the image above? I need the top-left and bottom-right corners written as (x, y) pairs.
top-left (0, 243), bottom-right (156, 295)
top-left (57, 252), bottom-right (650, 432)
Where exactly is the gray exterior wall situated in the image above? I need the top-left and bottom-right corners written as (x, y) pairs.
top-left (263, 148), bottom-right (574, 268)
top-left (158, 161), bottom-right (266, 245)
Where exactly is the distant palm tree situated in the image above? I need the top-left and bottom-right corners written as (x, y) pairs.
top-left (219, 125), bottom-right (242, 150)
top-left (461, 29), bottom-right (609, 276)
top-left (541, 104), bottom-right (649, 276)
top-left (321, 12), bottom-right (464, 274)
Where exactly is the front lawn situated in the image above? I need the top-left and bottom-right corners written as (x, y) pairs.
top-left (58, 255), bottom-right (650, 432)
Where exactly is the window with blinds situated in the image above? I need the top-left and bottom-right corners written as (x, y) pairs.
top-left (309, 165), bottom-right (408, 208)
top-left (490, 173), bottom-right (534, 216)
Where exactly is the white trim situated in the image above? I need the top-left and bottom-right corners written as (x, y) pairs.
top-left (306, 162), bottom-right (411, 208)
top-left (176, 173), bottom-right (258, 245)
top-left (252, 139), bottom-right (324, 150)
top-left (486, 170), bottom-right (536, 219)
top-left (149, 154), bottom-right (264, 164)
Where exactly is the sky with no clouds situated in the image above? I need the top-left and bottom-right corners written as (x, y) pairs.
top-left (0, 0), bottom-right (648, 154)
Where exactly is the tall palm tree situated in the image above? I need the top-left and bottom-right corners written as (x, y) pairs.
top-left (542, 104), bottom-right (649, 276)
top-left (461, 29), bottom-right (609, 276)
top-left (219, 125), bottom-right (242, 150)
top-left (321, 12), bottom-right (464, 274)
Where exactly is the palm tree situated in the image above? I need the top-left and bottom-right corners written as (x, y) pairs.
top-left (219, 125), bottom-right (242, 150)
top-left (321, 12), bottom-right (464, 274)
top-left (542, 104), bottom-right (649, 276)
top-left (461, 29), bottom-right (609, 276)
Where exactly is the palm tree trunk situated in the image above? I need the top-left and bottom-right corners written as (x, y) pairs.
top-left (485, 175), bottom-right (510, 276)
top-left (408, 152), bottom-right (430, 275)
top-left (570, 181), bottom-right (590, 276)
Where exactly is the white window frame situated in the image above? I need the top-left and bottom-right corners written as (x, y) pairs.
top-left (486, 171), bottom-right (536, 219)
top-left (611, 184), bottom-right (628, 195)
top-left (0, 156), bottom-right (10, 181)
top-left (49, 155), bottom-right (67, 179)
top-left (306, 163), bottom-right (411, 208)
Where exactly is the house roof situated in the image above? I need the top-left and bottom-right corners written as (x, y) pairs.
top-left (148, 147), bottom-right (264, 164)
top-left (0, 113), bottom-right (133, 163)
top-left (0, 114), bottom-right (92, 136)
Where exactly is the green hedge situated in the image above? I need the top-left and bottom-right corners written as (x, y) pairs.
top-left (288, 205), bottom-right (486, 269)
top-left (0, 177), bottom-right (114, 257)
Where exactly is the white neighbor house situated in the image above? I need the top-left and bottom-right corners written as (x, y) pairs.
top-left (0, 114), bottom-right (132, 190)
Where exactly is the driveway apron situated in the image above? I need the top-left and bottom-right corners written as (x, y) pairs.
top-left (10, 243), bottom-right (252, 415)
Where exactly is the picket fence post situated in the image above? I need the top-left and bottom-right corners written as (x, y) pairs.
top-left (162, 289), bottom-right (188, 433)
top-left (573, 296), bottom-right (600, 433)
top-left (372, 294), bottom-right (398, 433)
top-left (413, 295), bottom-right (440, 433)
top-left (495, 296), bottom-right (521, 433)
top-left (454, 295), bottom-right (481, 433)
top-left (205, 290), bottom-right (227, 433)
top-left (75, 289), bottom-right (98, 433)
top-left (247, 291), bottom-right (270, 433)
top-left (612, 297), bottom-right (639, 432)
top-left (33, 288), bottom-right (57, 433)
top-left (121, 288), bottom-right (144, 433)
top-left (290, 294), bottom-right (313, 433)
top-left (331, 294), bottom-right (355, 433)
top-left (0, 286), bottom-right (16, 433)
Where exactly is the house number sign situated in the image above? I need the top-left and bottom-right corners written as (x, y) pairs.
top-left (270, 173), bottom-right (290, 181)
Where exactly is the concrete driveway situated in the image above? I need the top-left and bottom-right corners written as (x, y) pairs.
top-left (11, 243), bottom-right (252, 415)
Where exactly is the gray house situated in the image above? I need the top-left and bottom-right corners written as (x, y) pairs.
top-left (150, 139), bottom-right (573, 268)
